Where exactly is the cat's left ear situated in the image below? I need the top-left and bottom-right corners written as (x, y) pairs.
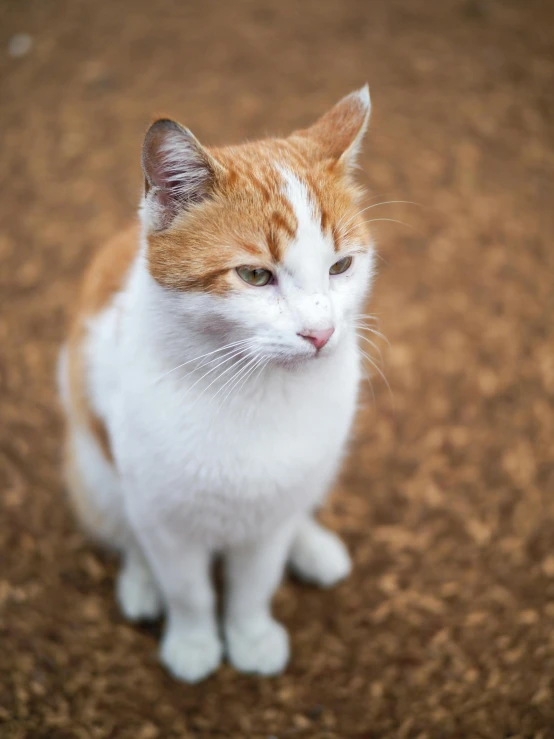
top-left (293, 85), bottom-right (371, 168)
top-left (142, 119), bottom-right (222, 230)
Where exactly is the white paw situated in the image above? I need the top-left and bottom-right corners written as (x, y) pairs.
top-left (160, 623), bottom-right (223, 683)
top-left (225, 615), bottom-right (289, 676)
top-left (116, 561), bottom-right (163, 622)
top-left (289, 520), bottom-right (352, 588)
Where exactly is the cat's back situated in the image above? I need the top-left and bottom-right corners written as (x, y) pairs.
top-left (73, 224), bottom-right (140, 328)
top-left (60, 224), bottom-right (140, 459)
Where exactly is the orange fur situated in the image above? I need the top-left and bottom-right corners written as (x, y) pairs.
top-left (293, 91), bottom-right (369, 160)
top-left (148, 136), bottom-right (368, 295)
top-left (66, 225), bottom-right (139, 463)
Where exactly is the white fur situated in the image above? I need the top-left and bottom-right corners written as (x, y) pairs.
top-left (61, 164), bottom-right (374, 682)
top-left (289, 517), bottom-right (352, 587)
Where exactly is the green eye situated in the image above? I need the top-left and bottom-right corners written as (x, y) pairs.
top-left (236, 266), bottom-right (273, 286)
top-left (329, 256), bottom-right (352, 275)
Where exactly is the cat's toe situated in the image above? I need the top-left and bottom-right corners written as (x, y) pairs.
top-left (289, 521), bottom-right (351, 588)
top-left (225, 616), bottom-right (289, 676)
top-left (116, 563), bottom-right (163, 621)
top-left (160, 625), bottom-right (223, 683)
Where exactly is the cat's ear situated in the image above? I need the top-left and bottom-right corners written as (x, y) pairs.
top-left (142, 119), bottom-right (221, 230)
top-left (294, 85), bottom-right (371, 168)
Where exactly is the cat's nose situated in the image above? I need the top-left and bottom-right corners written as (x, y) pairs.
top-left (298, 327), bottom-right (335, 350)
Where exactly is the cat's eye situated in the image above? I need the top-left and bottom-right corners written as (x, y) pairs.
top-left (236, 266), bottom-right (274, 286)
top-left (329, 256), bottom-right (352, 275)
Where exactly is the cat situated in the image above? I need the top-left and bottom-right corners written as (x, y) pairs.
top-left (58, 85), bottom-right (375, 682)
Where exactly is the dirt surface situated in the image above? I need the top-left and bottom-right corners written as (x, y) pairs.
top-left (1, 1), bottom-right (554, 737)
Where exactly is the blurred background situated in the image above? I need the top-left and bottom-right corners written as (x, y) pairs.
top-left (1, 0), bottom-right (554, 736)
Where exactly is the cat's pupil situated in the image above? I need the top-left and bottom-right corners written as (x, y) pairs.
top-left (237, 266), bottom-right (272, 286)
top-left (330, 256), bottom-right (352, 275)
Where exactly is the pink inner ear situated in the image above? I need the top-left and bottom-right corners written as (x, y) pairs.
top-left (142, 120), bottom-right (215, 226)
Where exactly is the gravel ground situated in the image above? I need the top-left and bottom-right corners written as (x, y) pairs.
top-left (1, 1), bottom-right (554, 736)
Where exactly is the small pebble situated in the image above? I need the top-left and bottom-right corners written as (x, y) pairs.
top-left (8, 33), bottom-right (33, 58)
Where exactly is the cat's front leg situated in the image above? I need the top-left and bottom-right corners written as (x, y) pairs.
top-left (223, 518), bottom-right (299, 676)
top-left (126, 501), bottom-right (222, 683)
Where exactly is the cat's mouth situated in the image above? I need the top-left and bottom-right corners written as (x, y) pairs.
top-left (264, 339), bottom-right (337, 369)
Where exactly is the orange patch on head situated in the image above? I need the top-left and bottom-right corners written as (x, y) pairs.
top-left (146, 140), bottom-right (369, 291)
top-left (143, 86), bottom-right (371, 293)
top-left (146, 143), bottom-right (303, 294)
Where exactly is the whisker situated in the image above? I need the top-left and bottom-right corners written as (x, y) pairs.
top-left (229, 354), bottom-right (267, 398)
top-left (355, 332), bottom-right (384, 364)
top-left (373, 251), bottom-right (390, 268)
top-left (335, 196), bottom-right (393, 232)
top-left (344, 217), bottom-right (423, 238)
top-left (184, 344), bottom-right (253, 399)
top-left (212, 353), bottom-right (260, 405)
top-left (353, 312), bottom-right (381, 322)
top-left (352, 324), bottom-right (390, 347)
top-left (228, 356), bottom-right (268, 405)
top-left (338, 200), bottom-right (422, 234)
top-left (187, 347), bottom-right (254, 403)
top-left (216, 355), bottom-right (266, 414)
top-left (359, 347), bottom-right (394, 407)
top-left (172, 341), bottom-right (254, 388)
top-left (153, 338), bottom-right (253, 384)
top-left (358, 349), bottom-right (376, 405)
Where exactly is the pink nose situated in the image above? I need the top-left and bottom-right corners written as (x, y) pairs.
top-left (299, 327), bottom-right (335, 350)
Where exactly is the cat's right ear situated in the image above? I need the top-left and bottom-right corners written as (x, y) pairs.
top-left (293, 86), bottom-right (371, 170)
top-left (142, 119), bottom-right (220, 230)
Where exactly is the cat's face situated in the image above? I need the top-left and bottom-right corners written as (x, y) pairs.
top-left (141, 87), bottom-right (374, 366)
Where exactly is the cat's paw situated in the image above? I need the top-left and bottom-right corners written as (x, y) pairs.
top-left (160, 624), bottom-right (223, 683)
top-left (116, 560), bottom-right (163, 621)
top-left (225, 615), bottom-right (289, 676)
top-left (289, 520), bottom-right (351, 588)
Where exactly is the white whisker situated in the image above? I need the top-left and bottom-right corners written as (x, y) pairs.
top-left (352, 324), bottom-right (390, 347)
top-left (337, 200), bottom-right (422, 234)
top-left (153, 338), bottom-right (253, 384)
top-left (212, 353), bottom-right (261, 407)
top-left (172, 342), bottom-right (255, 390)
top-left (343, 217), bottom-right (423, 238)
top-left (359, 347), bottom-right (394, 407)
top-left (358, 349), bottom-right (375, 404)
top-left (353, 312), bottom-right (380, 323)
top-left (217, 353), bottom-right (268, 412)
top-left (225, 356), bottom-right (268, 409)
top-left (213, 360), bottom-right (252, 416)
top-left (355, 332), bottom-right (384, 364)
top-left (187, 345), bottom-right (254, 405)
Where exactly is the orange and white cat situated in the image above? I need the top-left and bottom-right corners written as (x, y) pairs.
top-left (58, 86), bottom-right (375, 682)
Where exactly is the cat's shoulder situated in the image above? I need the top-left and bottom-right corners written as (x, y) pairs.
top-left (63, 225), bottom-right (140, 464)
top-left (77, 223), bottom-right (140, 321)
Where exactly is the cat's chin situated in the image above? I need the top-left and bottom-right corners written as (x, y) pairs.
top-left (268, 348), bottom-right (335, 371)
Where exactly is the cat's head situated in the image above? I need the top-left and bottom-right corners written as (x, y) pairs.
top-left (140, 86), bottom-right (374, 366)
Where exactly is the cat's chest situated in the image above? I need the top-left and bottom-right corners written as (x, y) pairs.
top-left (115, 373), bottom-right (353, 544)
top-left (113, 350), bottom-right (358, 500)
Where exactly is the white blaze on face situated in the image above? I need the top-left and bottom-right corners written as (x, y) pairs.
top-left (277, 168), bottom-right (336, 333)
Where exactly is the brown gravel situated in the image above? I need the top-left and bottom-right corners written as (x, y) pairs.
top-left (2, 1), bottom-right (554, 737)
